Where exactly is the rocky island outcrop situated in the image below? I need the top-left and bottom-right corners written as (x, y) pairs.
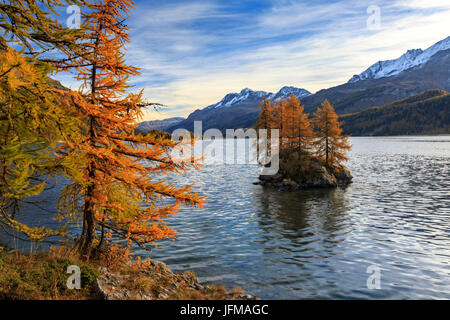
top-left (254, 96), bottom-right (353, 191)
top-left (257, 154), bottom-right (352, 191)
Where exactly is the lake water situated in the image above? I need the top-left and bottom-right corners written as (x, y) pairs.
top-left (3, 136), bottom-right (449, 299)
top-left (139, 136), bottom-right (450, 299)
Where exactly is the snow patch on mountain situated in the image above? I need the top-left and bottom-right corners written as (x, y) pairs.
top-left (269, 86), bottom-right (312, 101)
top-left (205, 86), bottom-right (311, 110)
top-left (349, 36), bottom-right (450, 83)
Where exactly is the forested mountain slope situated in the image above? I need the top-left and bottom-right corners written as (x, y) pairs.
top-left (341, 90), bottom-right (450, 136)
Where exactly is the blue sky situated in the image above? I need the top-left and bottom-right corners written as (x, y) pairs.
top-left (56, 0), bottom-right (450, 120)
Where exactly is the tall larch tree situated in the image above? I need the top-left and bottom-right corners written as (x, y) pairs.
top-left (267, 94), bottom-right (314, 155)
top-left (284, 94), bottom-right (313, 154)
top-left (57, 0), bottom-right (204, 258)
top-left (255, 97), bottom-right (273, 131)
top-left (313, 100), bottom-right (351, 170)
top-left (282, 95), bottom-right (296, 150)
top-left (273, 99), bottom-right (287, 150)
top-left (255, 97), bottom-right (275, 163)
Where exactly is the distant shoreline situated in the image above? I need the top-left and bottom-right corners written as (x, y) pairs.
top-left (180, 134), bottom-right (450, 141)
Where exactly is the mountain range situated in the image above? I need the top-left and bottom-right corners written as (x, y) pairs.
top-left (169, 86), bottom-right (312, 132)
top-left (145, 36), bottom-right (450, 135)
top-left (204, 86), bottom-right (311, 110)
top-left (348, 36), bottom-right (450, 83)
top-left (301, 47), bottom-right (450, 115)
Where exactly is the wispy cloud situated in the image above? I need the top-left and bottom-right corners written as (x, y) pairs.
top-left (55, 0), bottom-right (450, 120)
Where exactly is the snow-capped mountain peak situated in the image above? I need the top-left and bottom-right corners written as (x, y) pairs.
top-left (269, 86), bottom-right (312, 100)
top-left (349, 36), bottom-right (450, 83)
top-left (205, 86), bottom-right (311, 110)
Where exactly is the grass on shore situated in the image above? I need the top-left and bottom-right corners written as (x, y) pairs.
top-left (0, 248), bottom-right (99, 300)
top-left (0, 245), bottom-right (248, 300)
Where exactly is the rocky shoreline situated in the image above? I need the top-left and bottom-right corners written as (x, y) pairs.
top-left (0, 244), bottom-right (255, 300)
top-left (94, 260), bottom-right (255, 300)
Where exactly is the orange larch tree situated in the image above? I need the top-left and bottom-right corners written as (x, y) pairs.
top-left (56, 0), bottom-right (204, 257)
top-left (266, 94), bottom-right (313, 155)
top-left (285, 94), bottom-right (313, 154)
top-left (313, 100), bottom-right (351, 170)
top-left (272, 99), bottom-right (286, 150)
top-left (255, 97), bottom-right (273, 131)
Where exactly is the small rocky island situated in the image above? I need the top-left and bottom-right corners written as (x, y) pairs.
top-left (255, 96), bottom-right (352, 191)
top-left (257, 153), bottom-right (353, 191)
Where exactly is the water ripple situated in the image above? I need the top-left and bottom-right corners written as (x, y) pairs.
top-left (146, 136), bottom-right (450, 299)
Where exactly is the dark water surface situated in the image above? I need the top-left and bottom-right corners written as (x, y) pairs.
top-left (3, 136), bottom-right (449, 299)
top-left (140, 136), bottom-right (450, 299)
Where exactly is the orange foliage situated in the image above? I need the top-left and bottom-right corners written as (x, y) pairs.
top-left (256, 96), bottom-right (351, 172)
top-left (256, 94), bottom-right (313, 155)
top-left (313, 100), bottom-right (351, 169)
top-left (56, 0), bottom-right (205, 258)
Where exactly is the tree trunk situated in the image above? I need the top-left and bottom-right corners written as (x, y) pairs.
top-left (81, 116), bottom-right (97, 257)
top-left (81, 29), bottom-right (100, 258)
top-left (81, 172), bottom-right (96, 258)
